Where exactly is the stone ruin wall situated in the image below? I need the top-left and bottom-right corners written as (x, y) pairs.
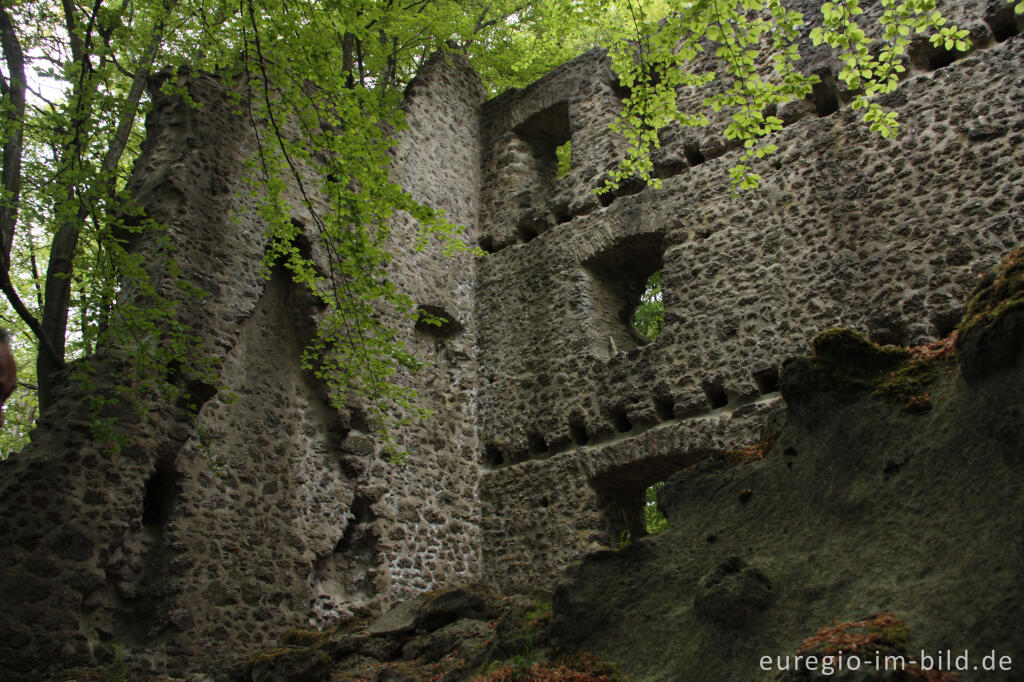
top-left (475, 0), bottom-right (1023, 589)
top-left (0, 0), bottom-right (1021, 676)
top-left (0, 55), bottom-right (487, 677)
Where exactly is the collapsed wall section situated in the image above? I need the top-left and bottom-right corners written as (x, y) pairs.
top-left (0, 54), bottom-right (486, 678)
top-left (475, 23), bottom-right (1024, 589)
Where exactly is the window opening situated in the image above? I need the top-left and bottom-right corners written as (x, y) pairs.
top-left (414, 304), bottom-right (462, 338)
top-left (555, 140), bottom-right (572, 178)
top-left (643, 481), bottom-right (669, 535)
top-left (632, 270), bottom-right (664, 342)
top-left (592, 459), bottom-right (681, 549)
top-left (583, 233), bottom-right (664, 358)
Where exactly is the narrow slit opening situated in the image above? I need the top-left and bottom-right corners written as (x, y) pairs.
top-left (142, 469), bottom-right (177, 529)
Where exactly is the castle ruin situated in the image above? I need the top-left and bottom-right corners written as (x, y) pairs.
top-left (0, 0), bottom-right (1021, 676)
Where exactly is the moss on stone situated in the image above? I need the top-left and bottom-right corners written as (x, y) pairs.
top-left (281, 627), bottom-right (334, 647)
top-left (871, 358), bottom-right (938, 405)
top-left (958, 246), bottom-right (1024, 337)
top-left (808, 327), bottom-right (950, 410)
top-left (245, 647), bottom-right (298, 665)
top-left (523, 600), bottom-right (553, 628)
top-left (811, 328), bottom-right (910, 379)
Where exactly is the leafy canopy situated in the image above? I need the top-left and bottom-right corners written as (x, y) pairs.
top-left (0, 0), bottom-right (1012, 455)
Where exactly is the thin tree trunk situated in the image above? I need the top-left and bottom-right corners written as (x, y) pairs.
top-left (37, 2), bottom-right (176, 412)
top-left (0, 7), bottom-right (63, 372)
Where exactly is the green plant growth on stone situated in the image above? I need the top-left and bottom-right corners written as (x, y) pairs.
top-left (525, 600), bottom-right (554, 626)
top-left (632, 271), bottom-right (664, 342)
top-left (643, 482), bottom-right (668, 535)
top-left (0, 0), bottom-right (1008, 455)
top-left (958, 246), bottom-right (1024, 338)
top-left (556, 141), bottom-right (573, 178)
top-left (616, 528), bottom-right (632, 550)
top-left (810, 328), bottom-right (953, 410)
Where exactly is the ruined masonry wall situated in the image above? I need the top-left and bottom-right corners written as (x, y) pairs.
top-left (475, 16), bottom-right (1024, 588)
top-left (0, 2), bottom-right (1022, 677)
top-left (0, 57), bottom-right (487, 678)
top-left (374, 54), bottom-right (486, 601)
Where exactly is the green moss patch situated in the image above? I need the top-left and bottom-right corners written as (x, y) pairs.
top-left (281, 627), bottom-right (334, 647)
top-left (811, 328), bottom-right (910, 379)
top-left (809, 328), bottom-right (952, 411)
top-left (958, 246), bottom-right (1024, 338)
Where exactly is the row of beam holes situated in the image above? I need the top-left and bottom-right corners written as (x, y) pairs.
top-left (483, 367), bottom-right (780, 468)
top-left (603, 10), bottom-right (1024, 205)
top-left (911, 8), bottom-right (1022, 70)
top-left (481, 13), bottom-right (1020, 256)
top-left (701, 367), bottom-right (781, 410)
top-left (890, 11), bottom-right (1022, 82)
top-left (597, 84), bottom-right (828, 209)
top-left (480, 394), bottom-right (672, 468)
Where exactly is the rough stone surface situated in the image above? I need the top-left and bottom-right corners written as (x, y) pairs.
top-left (476, 31), bottom-right (1024, 589)
top-left (0, 2), bottom-right (1021, 678)
top-left (235, 584), bottom-right (538, 682)
top-left (0, 56), bottom-right (486, 679)
top-left (549, 328), bottom-right (1024, 681)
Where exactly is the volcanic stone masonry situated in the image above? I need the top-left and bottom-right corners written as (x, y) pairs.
top-left (0, 0), bottom-right (1021, 676)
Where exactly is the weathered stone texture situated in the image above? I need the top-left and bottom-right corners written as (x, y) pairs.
top-left (475, 28), bottom-right (1023, 588)
top-left (550, 310), bottom-right (1024, 682)
top-left (373, 53), bottom-right (485, 602)
top-left (0, 2), bottom-right (1021, 677)
top-left (0, 56), bottom-right (488, 678)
